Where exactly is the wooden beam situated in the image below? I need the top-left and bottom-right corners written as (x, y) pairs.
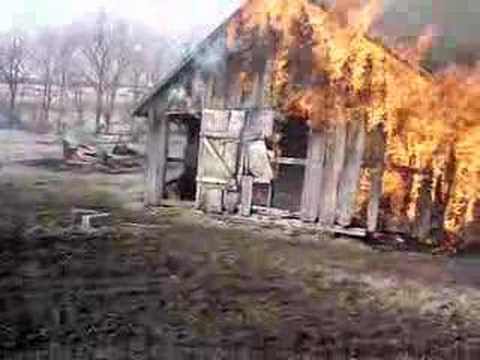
top-left (267, 182), bottom-right (274, 208)
top-left (413, 171), bottom-right (433, 240)
top-left (318, 122), bottom-right (347, 226)
top-left (240, 176), bottom-right (254, 217)
top-left (367, 123), bottom-right (386, 233)
top-left (301, 129), bottom-right (326, 222)
top-left (336, 117), bottom-right (367, 226)
top-left (272, 157), bottom-right (307, 166)
top-left (319, 225), bottom-right (367, 238)
top-left (202, 137), bottom-right (236, 178)
top-left (145, 107), bottom-right (169, 206)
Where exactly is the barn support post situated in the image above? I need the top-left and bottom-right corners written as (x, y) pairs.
top-left (301, 128), bottom-right (326, 222)
top-left (145, 106), bottom-right (169, 206)
top-left (367, 123), bottom-right (386, 233)
top-left (413, 170), bottom-right (434, 240)
top-left (336, 117), bottom-right (367, 226)
top-left (318, 122), bottom-right (347, 226)
top-left (240, 176), bottom-right (254, 216)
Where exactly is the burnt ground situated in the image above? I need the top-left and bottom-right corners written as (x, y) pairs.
top-left (1, 131), bottom-right (480, 359)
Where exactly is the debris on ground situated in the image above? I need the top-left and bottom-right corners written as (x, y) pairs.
top-left (61, 125), bottom-right (144, 173)
top-left (112, 143), bottom-right (138, 156)
top-left (72, 208), bottom-right (112, 230)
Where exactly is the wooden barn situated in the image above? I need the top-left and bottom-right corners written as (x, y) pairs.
top-left (133, 0), bottom-right (478, 245)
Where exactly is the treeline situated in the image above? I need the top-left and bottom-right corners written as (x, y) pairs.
top-left (0, 10), bottom-right (192, 133)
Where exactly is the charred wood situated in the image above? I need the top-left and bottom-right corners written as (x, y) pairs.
top-left (336, 115), bottom-right (367, 227)
top-left (366, 123), bottom-right (386, 233)
top-left (318, 122), bottom-right (347, 226)
top-left (301, 129), bottom-right (326, 222)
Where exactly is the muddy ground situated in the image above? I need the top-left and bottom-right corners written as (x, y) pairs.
top-left (1, 131), bottom-right (480, 359)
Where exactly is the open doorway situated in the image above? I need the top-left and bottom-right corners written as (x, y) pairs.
top-left (251, 117), bottom-right (309, 213)
top-left (166, 114), bottom-right (201, 201)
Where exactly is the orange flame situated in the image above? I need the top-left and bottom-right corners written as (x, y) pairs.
top-left (396, 24), bottom-right (439, 66)
top-left (226, 0), bottom-right (478, 247)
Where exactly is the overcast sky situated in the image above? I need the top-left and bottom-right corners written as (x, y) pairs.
top-left (0, 0), bottom-right (241, 35)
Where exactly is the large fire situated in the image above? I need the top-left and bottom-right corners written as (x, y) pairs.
top-left (227, 0), bottom-right (479, 249)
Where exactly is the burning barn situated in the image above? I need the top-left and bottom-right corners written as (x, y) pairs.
top-left (133, 0), bottom-right (479, 249)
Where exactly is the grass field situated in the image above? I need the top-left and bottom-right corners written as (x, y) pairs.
top-left (1, 130), bottom-right (480, 359)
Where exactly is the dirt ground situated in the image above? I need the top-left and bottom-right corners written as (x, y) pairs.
top-left (1, 130), bottom-right (480, 359)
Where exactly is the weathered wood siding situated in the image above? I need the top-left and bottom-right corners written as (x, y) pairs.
top-left (140, 3), bottom-right (477, 242)
top-left (145, 107), bottom-right (169, 206)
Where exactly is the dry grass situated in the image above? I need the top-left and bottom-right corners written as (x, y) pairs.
top-left (2, 158), bottom-right (480, 357)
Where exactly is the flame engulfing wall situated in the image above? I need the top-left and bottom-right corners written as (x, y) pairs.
top-left (225, 0), bottom-right (479, 248)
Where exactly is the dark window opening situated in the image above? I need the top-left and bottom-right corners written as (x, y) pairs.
top-left (270, 117), bottom-right (309, 212)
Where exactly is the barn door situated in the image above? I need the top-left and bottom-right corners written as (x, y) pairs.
top-left (196, 109), bottom-right (246, 213)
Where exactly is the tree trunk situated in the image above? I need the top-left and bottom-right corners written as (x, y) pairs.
top-left (41, 78), bottom-right (52, 130)
top-left (95, 84), bottom-right (104, 133)
top-left (9, 83), bottom-right (17, 114)
top-left (56, 71), bottom-right (67, 134)
top-left (104, 87), bottom-right (118, 133)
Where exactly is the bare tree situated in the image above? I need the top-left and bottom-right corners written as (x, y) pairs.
top-left (54, 27), bottom-right (79, 133)
top-left (103, 21), bottom-right (133, 132)
top-left (79, 11), bottom-right (139, 133)
top-left (0, 10), bottom-right (182, 133)
top-left (130, 50), bottom-right (146, 102)
top-left (0, 31), bottom-right (28, 116)
top-left (71, 79), bottom-right (86, 126)
top-left (33, 28), bottom-right (58, 131)
top-left (79, 10), bottom-right (112, 133)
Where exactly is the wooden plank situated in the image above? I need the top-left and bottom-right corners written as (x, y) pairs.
top-left (200, 132), bottom-right (242, 140)
top-left (196, 109), bottom-right (246, 213)
top-left (413, 171), bottom-right (433, 240)
top-left (318, 122), bottom-right (347, 226)
top-left (267, 183), bottom-right (274, 208)
top-left (367, 168), bottom-right (383, 232)
top-left (245, 109), bottom-right (275, 138)
top-left (167, 156), bottom-right (185, 163)
top-left (336, 117), bottom-right (367, 227)
top-left (202, 109), bottom-right (230, 132)
top-left (166, 110), bottom-right (201, 117)
top-left (196, 177), bottom-right (229, 185)
top-left (319, 225), bottom-right (367, 238)
top-left (253, 205), bottom-right (292, 218)
top-left (194, 183), bottom-right (203, 209)
top-left (432, 144), bottom-right (456, 233)
top-left (367, 123), bottom-right (386, 233)
top-left (203, 188), bottom-right (224, 213)
top-left (240, 176), bottom-right (254, 217)
top-left (301, 129), bottom-right (326, 222)
top-left (224, 191), bottom-right (240, 214)
top-left (247, 72), bottom-right (261, 108)
top-left (195, 183), bottom-right (223, 213)
top-left (272, 157), bottom-right (307, 166)
top-left (202, 137), bottom-right (236, 178)
top-left (145, 107), bottom-right (169, 206)
top-left (229, 110), bottom-right (246, 137)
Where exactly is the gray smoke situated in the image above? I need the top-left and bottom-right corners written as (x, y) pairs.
top-left (194, 36), bottom-right (229, 74)
top-left (323, 0), bottom-right (480, 68)
top-left (375, 0), bottom-right (480, 68)
top-left (183, 0), bottom-right (480, 72)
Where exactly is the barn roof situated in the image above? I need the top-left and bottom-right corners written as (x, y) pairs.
top-left (133, 2), bottom-right (433, 117)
